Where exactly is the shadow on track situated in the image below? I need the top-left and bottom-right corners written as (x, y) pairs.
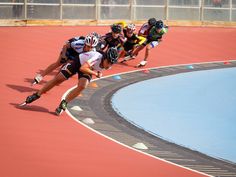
top-left (24, 78), bottom-right (47, 85)
top-left (23, 68), bottom-right (60, 85)
top-left (116, 62), bottom-right (136, 69)
top-left (6, 84), bottom-right (38, 93)
top-left (10, 103), bottom-right (56, 116)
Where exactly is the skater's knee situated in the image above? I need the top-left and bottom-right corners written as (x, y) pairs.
top-left (55, 60), bottom-right (62, 66)
top-left (77, 84), bottom-right (87, 90)
top-left (77, 78), bottom-right (90, 90)
top-left (55, 73), bottom-right (66, 81)
top-left (146, 44), bottom-right (152, 50)
top-left (138, 45), bottom-right (145, 51)
top-left (49, 74), bottom-right (66, 86)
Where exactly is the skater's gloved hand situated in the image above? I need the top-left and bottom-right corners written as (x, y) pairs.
top-left (60, 55), bottom-right (68, 64)
top-left (96, 71), bottom-right (102, 78)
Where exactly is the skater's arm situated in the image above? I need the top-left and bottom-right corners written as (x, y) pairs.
top-left (80, 63), bottom-right (102, 78)
top-left (60, 42), bottom-right (70, 59)
top-left (137, 35), bottom-right (146, 45)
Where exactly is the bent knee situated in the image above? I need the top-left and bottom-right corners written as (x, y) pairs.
top-left (146, 45), bottom-right (152, 50)
top-left (77, 84), bottom-right (88, 90)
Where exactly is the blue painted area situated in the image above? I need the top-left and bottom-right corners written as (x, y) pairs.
top-left (113, 75), bottom-right (122, 80)
top-left (111, 67), bottom-right (236, 163)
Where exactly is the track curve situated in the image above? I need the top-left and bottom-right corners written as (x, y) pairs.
top-left (1, 26), bottom-right (236, 177)
top-left (66, 61), bottom-right (236, 177)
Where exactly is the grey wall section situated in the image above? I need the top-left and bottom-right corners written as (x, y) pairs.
top-left (0, 0), bottom-right (236, 22)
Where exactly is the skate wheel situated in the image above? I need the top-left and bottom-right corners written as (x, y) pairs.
top-left (31, 81), bottom-right (37, 86)
top-left (19, 102), bottom-right (27, 107)
top-left (55, 108), bottom-right (63, 116)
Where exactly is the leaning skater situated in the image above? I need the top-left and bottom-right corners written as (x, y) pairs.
top-left (21, 47), bottom-right (119, 115)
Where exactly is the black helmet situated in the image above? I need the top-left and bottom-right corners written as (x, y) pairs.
top-left (155, 20), bottom-right (164, 29)
top-left (106, 47), bottom-right (118, 64)
top-left (148, 18), bottom-right (157, 26)
top-left (111, 24), bottom-right (122, 33)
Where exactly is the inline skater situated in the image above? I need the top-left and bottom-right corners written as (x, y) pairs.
top-left (32, 33), bottom-right (99, 85)
top-left (20, 47), bottom-right (119, 116)
top-left (124, 20), bottom-right (168, 67)
top-left (97, 24), bottom-right (126, 56)
top-left (119, 23), bottom-right (145, 61)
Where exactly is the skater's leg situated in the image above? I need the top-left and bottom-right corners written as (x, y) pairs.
top-left (33, 55), bottom-right (65, 84)
top-left (65, 77), bottom-right (89, 103)
top-left (22, 73), bottom-right (67, 105)
top-left (37, 72), bottom-right (66, 96)
top-left (40, 55), bottom-right (63, 77)
top-left (55, 77), bottom-right (89, 115)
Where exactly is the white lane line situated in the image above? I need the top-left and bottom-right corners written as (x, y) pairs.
top-left (71, 105), bottom-right (83, 111)
top-left (62, 60), bottom-right (236, 177)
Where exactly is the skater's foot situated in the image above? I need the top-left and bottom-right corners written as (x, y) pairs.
top-left (120, 55), bottom-right (136, 63)
top-left (19, 92), bottom-right (40, 106)
top-left (55, 99), bottom-right (67, 116)
top-left (135, 60), bottom-right (147, 68)
top-left (26, 93), bottom-right (40, 104)
top-left (32, 74), bottom-right (43, 85)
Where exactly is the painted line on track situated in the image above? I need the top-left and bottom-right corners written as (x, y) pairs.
top-left (62, 59), bottom-right (236, 177)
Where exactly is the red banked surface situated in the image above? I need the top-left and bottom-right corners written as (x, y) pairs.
top-left (0, 26), bottom-right (236, 177)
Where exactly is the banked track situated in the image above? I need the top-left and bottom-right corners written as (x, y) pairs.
top-left (1, 26), bottom-right (236, 177)
top-left (66, 61), bottom-right (236, 177)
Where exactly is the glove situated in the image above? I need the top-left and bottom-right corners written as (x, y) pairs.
top-left (96, 71), bottom-right (102, 78)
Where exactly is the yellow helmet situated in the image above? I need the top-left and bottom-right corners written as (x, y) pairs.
top-left (115, 21), bottom-right (127, 28)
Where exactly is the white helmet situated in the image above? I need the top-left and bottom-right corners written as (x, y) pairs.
top-left (85, 34), bottom-right (98, 47)
top-left (90, 32), bottom-right (101, 39)
top-left (127, 23), bottom-right (136, 32)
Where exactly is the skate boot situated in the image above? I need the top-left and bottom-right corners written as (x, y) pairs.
top-left (19, 93), bottom-right (40, 106)
top-left (55, 99), bottom-right (67, 116)
top-left (32, 74), bottom-right (43, 85)
top-left (135, 60), bottom-right (147, 68)
top-left (120, 55), bottom-right (136, 63)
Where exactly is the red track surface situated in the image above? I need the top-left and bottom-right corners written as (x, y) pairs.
top-left (1, 26), bottom-right (236, 177)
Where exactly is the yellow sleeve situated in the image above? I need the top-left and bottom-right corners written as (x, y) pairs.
top-left (137, 35), bottom-right (146, 45)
